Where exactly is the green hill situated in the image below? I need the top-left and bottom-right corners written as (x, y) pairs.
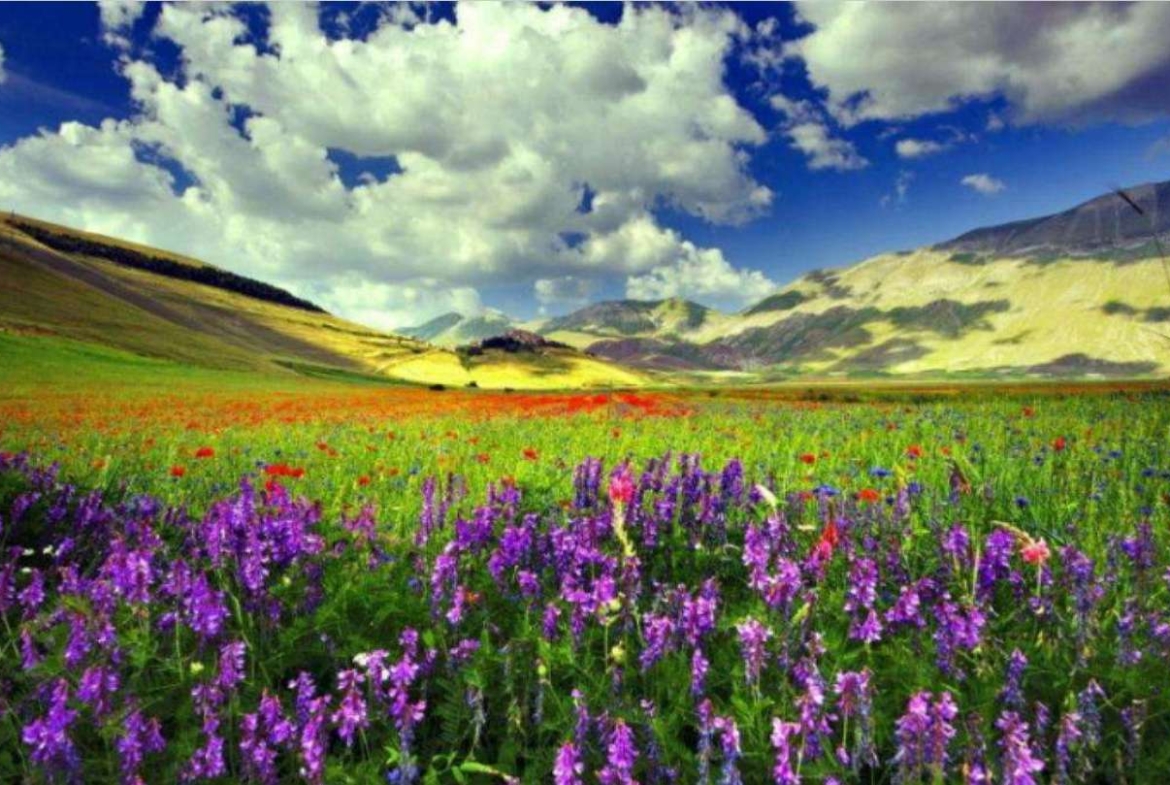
top-left (0, 214), bottom-right (650, 390)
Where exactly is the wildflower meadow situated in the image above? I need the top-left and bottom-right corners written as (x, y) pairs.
top-left (2, 383), bottom-right (1169, 783)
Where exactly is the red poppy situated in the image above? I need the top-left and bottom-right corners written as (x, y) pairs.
top-left (906, 444), bottom-right (923, 459)
top-left (1022, 406), bottom-right (1035, 418)
top-left (475, 453), bottom-right (491, 464)
top-left (857, 488), bottom-right (881, 503)
top-left (169, 465), bottom-right (186, 478)
top-left (1052, 436), bottom-right (1067, 452)
top-left (357, 475), bottom-right (371, 487)
top-left (799, 453), bottom-right (817, 465)
top-left (812, 521), bottom-right (839, 561)
top-left (523, 447), bottom-right (539, 461)
top-left (194, 446), bottom-right (215, 459)
top-left (265, 463), bottom-right (305, 479)
top-left (1021, 539), bottom-right (1050, 565)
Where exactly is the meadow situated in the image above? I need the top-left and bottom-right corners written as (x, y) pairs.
top-left (3, 352), bottom-right (1170, 783)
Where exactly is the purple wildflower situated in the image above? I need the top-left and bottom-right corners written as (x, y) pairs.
top-left (770, 719), bottom-right (801, 785)
top-left (554, 741), bottom-right (584, 785)
top-left (996, 711), bottom-right (1045, 785)
top-left (598, 719), bottom-right (638, 785)
top-left (21, 679), bottom-right (79, 777)
top-left (736, 618), bottom-right (772, 685)
top-left (117, 707), bottom-right (166, 784)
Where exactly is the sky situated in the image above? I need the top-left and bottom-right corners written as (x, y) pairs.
top-left (1, 2), bottom-right (1170, 330)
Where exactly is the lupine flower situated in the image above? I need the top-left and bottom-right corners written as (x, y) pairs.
top-left (332, 669), bottom-right (369, 747)
top-left (554, 741), bottom-right (584, 785)
top-left (1053, 712), bottom-right (1082, 784)
top-left (118, 707), bottom-right (166, 784)
top-left (893, 691), bottom-right (957, 781)
top-left (21, 679), bottom-right (79, 777)
top-left (834, 669), bottom-right (876, 770)
top-left (995, 711), bottom-right (1045, 784)
top-left (770, 719), bottom-right (801, 785)
top-left (1120, 700), bottom-right (1147, 770)
top-left (183, 714), bottom-right (227, 781)
top-left (242, 691), bottom-right (294, 784)
top-left (715, 715), bottom-right (743, 785)
top-left (598, 719), bottom-right (637, 785)
top-left (736, 618), bottom-right (772, 685)
top-left (999, 649), bottom-right (1027, 710)
top-left (691, 648), bottom-right (709, 696)
top-left (218, 640), bottom-right (247, 691)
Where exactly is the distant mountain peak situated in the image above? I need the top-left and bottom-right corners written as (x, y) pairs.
top-left (399, 309), bottom-right (518, 347)
top-left (936, 179), bottom-right (1170, 259)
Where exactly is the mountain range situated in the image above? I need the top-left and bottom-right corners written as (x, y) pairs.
top-left (415, 180), bottom-right (1170, 380)
top-left (3, 180), bottom-right (1169, 388)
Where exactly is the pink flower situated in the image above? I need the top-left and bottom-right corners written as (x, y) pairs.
top-left (608, 470), bottom-right (635, 507)
top-left (1021, 539), bottom-right (1050, 566)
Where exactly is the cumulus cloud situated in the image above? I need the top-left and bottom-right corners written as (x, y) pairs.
top-left (535, 276), bottom-right (594, 314)
top-left (961, 173), bottom-right (1006, 195)
top-left (317, 276), bottom-right (483, 334)
top-left (98, 0), bottom-right (146, 49)
top-left (0, 3), bottom-right (773, 327)
top-left (895, 138), bottom-right (947, 159)
top-left (771, 94), bottom-right (867, 171)
top-left (790, 2), bottom-right (1170, 126)
top-left (625, 243), bottom-right (775, 309)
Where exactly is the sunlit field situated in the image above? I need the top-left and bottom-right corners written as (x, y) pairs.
top-left (4, 374), bottom-right (1170, 782)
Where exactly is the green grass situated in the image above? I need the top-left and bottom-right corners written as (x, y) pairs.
top-left (0, 332), bottom-right (318, 396)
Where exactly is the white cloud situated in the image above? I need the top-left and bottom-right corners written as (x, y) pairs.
top-left (790, 3), bottom-right (1170, 126)
top-left (880, 171), bottom-right (914, 208)
top-left (626, 244), bottom-right (775, 309)
top-left (1148, 135), bottom-right (1170, 159)
top-left (0, 41), bottom-right (7, 84)
top-left (961, 173), bottom-right (1006, 196)
top-left (98, 0), bottom-right (145, 50)
top-left (895, 138), bottom-right (947, 159)
top-left (770, 94), bottom-right (867, 171)
top-left (316, 276), bottom-right (483, 334)
top-left (0, 3), bottom-right (772, 328)
top-left (535, 276), bottom-right (594, 314)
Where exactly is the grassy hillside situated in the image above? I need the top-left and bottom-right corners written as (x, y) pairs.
top-left (715, 250), bottom-right (1170, 376)
top-left (0, 214), bottom-right (650, 390)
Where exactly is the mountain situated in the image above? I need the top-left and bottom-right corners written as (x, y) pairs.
top-left (937, 180), bottom-right (1170, 259)
top-left (0, 214), bottom-right (648, 390)
top-left (535, 298), bottom-right (735, 370)
top-left (543, 180), bottom-right (1170, 378)
top-left (400, 310), bottom-right (517, 347)
top-left (399, 312), bottom-right (463, 342)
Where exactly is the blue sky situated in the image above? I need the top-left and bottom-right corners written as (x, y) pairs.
top-left (1, 2), bottom-right (1169, 328)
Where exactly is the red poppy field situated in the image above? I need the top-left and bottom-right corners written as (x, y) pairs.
top-left (3, 380), bottom-right (1170, 783)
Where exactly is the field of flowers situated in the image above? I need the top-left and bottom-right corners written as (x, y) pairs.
top-left (2, 381), bottom-right (1170, 783)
